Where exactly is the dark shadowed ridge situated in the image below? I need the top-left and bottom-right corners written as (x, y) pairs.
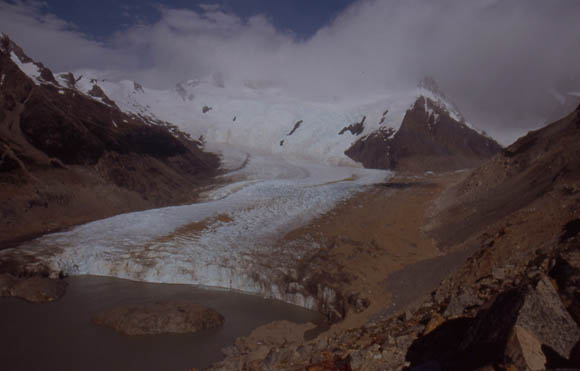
top-left (431, 103), bottom-right (580, 248)
top-left (0, 34), bottom-right (219, 249)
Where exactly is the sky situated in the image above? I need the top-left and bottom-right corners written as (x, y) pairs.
top-left (32, 0), bottom-right (355, 41)
top-left (1, 0), bottom-right (580, 144)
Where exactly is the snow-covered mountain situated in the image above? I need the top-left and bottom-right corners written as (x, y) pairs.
top-left (4, 29), bottom-right (498, 170)
top-left (50, 69), bottom-right (476, 167)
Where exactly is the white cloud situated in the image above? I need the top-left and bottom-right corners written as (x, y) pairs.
top-left (1, 0), bottom-right (579, 143)
top-left (0, 0), bottom-right (137, 75)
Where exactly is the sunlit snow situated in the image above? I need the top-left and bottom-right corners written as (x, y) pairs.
top-left (73, 76), bottom-right (465, 166)
top-left (10, 52), bottom-right (41, 84)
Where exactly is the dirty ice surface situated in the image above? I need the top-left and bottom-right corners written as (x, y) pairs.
top-left (4, 147), bottom-right (389, 300)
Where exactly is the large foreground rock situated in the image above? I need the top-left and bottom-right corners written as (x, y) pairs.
top-left (461, 275), bottom-right (580, 362)
top-left (92, 301), bottom-right (225, 335)
top-left (407, 275), bottom-right (580, 370)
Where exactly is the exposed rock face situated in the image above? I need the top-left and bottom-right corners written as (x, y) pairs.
top-left (0, 35), bottom-right (219, 247)
top-left (287, 120), bottom-right (303, 136)
top-left (0, 35), bottom-right (58, 86)
top-left (0, 273), bottom-right (66, 303)
top-left (92, 301), bottom-right (225, 336)
top-left (453, 275), bottom-right (580, 367)
top-left (345, 96), bottom-right (501, 173)
top-left (87, 84), bottom-right (118, 108)
top-left (339, 116), bottom-right (366, 136)
top-left (550, 239), bottom-right (580, 324)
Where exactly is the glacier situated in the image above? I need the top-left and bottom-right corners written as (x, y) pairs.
top-left (1, 148), bottom-right (390, 311)
top-left (4, 57), bottom-right (472, 312)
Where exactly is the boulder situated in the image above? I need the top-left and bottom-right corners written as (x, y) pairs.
top-left (461, 275), bottom-right (580, 367)
top-left (505, 325), bottom-right (546, 371)
top-left (92, 301), bottom-right (225, 336)
top-left (0, 273), bottom-right (67, 303)
top-left (408, 274), bottom-right (580, 370)
top-left (550, 244), bottom-right (580, 324)
top-left (443, 287), bottom-right (482, 318)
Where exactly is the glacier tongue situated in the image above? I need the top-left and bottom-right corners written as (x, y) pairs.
top-left (1, 151), bottom-right (389, 310)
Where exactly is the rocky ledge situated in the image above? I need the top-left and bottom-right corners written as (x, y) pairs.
top-left (92, 301), bottom-right (225, 336)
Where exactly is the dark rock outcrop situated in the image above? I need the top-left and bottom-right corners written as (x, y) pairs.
top-left (339, 116), bottom-right (366, 136)
top-left (287, 120), bottom-right (303, 136)
top-left (0, 35), bottom-right (58, 86)
top-left (0, 273), bottom-right (67, 303)
top-left (345, 96), bottom-right (501, 173)
top-left (448, 275), bottom-right (580, 369)
top-left (92, 301), bottom-right (225, 335)
top-left (87, 84), bottom-right (118, 108)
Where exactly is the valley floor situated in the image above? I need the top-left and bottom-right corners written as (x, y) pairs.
top-left (0, 153), bottom-right (471, 370)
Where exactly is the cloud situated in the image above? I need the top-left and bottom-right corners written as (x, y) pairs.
top-left (0, 0), bottom-right (138, 75)
top-left (107, 6), bottom-right (295, 88)
top-left (1, 0), bottom-right (580, 144)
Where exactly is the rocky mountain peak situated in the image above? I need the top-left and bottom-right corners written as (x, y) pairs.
top-left (0, 33), bottom-right (26, 61)
top-left (418, 76), bottom-right (446, 98)
top-left (0, 34), bottom-right (57, 85)
top-left (133, 81), bottom-right (144, 93)
top-left (345, 93), bottom-right (501, 173)
top-left (87, 84), bottom-right (118, 108)
top-left (418, 76), bottom-right (466, 124)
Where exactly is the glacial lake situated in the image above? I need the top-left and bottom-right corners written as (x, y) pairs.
top-left (0, 275), bottom-right (322, 371)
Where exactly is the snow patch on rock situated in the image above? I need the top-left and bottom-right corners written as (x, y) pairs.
top-left (10, 51), bottom-right (41, 84)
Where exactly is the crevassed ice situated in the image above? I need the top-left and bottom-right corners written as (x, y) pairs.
top-left (3, 152), bottom-right (389, 306)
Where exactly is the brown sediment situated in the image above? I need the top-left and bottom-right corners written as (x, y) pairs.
top-left (143, 213), bottom-right (235, 247)
top-left (283, 172), bottom-right (465, 329)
